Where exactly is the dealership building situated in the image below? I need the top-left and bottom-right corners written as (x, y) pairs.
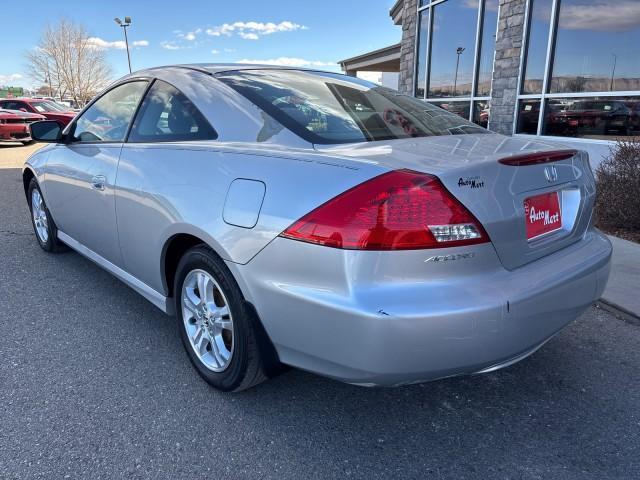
top-left (340, 0), bottom-right (640, 163)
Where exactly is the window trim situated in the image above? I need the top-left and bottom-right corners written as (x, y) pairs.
top-left (65, 78), bottom-right (151, 145)
top-left (514, 0), bottom-right (640, 139)
top-left (413, 0), bottom-right (498, 124)
top-left (125, 78), bottom-right (218, 144)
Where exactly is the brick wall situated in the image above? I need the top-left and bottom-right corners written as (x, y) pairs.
top-left (488, 0), bottom-right (527, 134)
top-left (398, 0), bottom-right (418, 95)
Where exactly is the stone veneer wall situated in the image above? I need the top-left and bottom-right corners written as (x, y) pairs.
top-left (488, 0), bottom-right (527, 135)
top-left (398, 0), bottom-right (418, 95)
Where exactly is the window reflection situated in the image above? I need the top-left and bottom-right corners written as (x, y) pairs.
top-left (428, 0), bottom-right (478, 97)
top-left (473, 100), bottom-right (490, 128)
top-left (543, 97), bottom-right (640, 139)
top-left (550, 0), bottom-right (640, 93)
top-left (521, 0), bottom-right (553, 94)
top-left (430, 101), bottom-right (471, 120)
top-left (476, 0), bottom-right (498, 96)
top-left (516, 99), bottom-right (541, 134)
top-left (415, 11), bottom-right (430, 98)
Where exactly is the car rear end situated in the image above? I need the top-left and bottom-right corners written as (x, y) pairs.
top-left (209, 68), bottom-right (611, 385)
top-left (231, 146), bottom-right (611, 386)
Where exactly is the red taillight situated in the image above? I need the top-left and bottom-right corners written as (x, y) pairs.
top-left (498, 149), bottom-right (577, 166)
top-left (280, 170), bottom-right (489, 250)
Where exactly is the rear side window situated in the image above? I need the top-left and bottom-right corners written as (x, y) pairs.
top-left (128, 80), bottom-right (217, 142)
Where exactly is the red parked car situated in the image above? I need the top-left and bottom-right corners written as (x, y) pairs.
top-left (0, 109), bottom-right (45, 143)
top-left (0, 98), bottom-right (76, 127)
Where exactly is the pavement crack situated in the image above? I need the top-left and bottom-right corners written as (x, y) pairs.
top-left (0, 230), bottom-right (33, 237)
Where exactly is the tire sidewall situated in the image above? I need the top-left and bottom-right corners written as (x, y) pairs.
top-left (174, 247), bottom-right (251, 392)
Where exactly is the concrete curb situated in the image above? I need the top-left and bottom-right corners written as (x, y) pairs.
top-left (596, 300), bottom-right (640, 327)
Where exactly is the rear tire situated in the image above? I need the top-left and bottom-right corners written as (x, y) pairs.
top-left (27, 178), bottom-right (68, 253)
top-left (174, 245), bottom-right (268, 392)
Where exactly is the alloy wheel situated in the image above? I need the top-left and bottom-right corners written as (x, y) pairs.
top-left (181, 269), bottom-right (234, 372)
top-left (31, 189), bottom-right (49, 244)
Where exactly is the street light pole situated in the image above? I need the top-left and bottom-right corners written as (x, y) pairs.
top-left (610, 54), bottom-right (617, 92)
top-left (453, 47), bottom-right (465, 96)
top-left (114, 17), bottom-right (133, 74)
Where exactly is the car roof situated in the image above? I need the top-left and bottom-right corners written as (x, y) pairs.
top-left (131, 63), bottom-right (329, 78)
top-left (0, 98), bottom-right (45, 103)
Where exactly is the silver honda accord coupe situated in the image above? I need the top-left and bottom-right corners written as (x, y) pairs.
top-left (24, 65), bottom-right (612, 391)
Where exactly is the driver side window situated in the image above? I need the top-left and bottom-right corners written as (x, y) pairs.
top-left (71, 81), bottom-right (148, 143)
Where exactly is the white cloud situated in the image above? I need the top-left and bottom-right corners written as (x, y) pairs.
top-left (224, 48), bottom-right (237, 53)
top-left (0, 73), bottom-right (23, 85)
top-left (464, 0), bottom-right (498, 12)
top-left (87, 37), bottom-right (149, 50)
top-left (160, 41), bottom-right (181, 50)
top-left (237, 57), bottom-right (335, 67)
top-left (175, 27), bottom-right (203, 41)
top-left (558, 2), bottom-right (640, 32)
top-left (206, 21), bottom-right (305, 40)
top-left (87, 37), bottom-right (126, 50)
top-left (211, 49), bottom-right (220, 54)
top-left (240, 32), bottom-right (260, 40)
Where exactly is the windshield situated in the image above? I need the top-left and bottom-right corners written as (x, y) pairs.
top-left (216, 70), bottom-right (489, 144)
top-left (31, 101), bottom-right (66, 113)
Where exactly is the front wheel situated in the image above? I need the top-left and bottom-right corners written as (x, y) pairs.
top-left (174, 245), bottom-right (268, 392)
top-left (27, 178), bottom-right (68, 253)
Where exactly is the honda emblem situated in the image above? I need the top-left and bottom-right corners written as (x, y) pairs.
top-left (544, 165), bottom-right (558, 183)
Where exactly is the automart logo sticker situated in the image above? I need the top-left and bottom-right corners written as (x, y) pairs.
top-left (528, 206), bottom-right (560, 226)
top-left (458, 176), bottom-right (485, 189)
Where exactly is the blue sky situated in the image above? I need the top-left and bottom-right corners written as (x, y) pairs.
top-left (0, 0), bottom-right (401, 88)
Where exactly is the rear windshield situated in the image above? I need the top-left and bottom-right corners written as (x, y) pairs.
top-left (31, 101), bottom-right (65, 113)
top-left (216, 70), bottom-right (489, 144)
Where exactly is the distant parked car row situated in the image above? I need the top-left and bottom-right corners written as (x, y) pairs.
top-left (0, 98), bottom-right (77, 144)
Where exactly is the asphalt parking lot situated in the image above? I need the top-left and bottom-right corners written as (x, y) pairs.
top-left (1, 143), bottom-right (639, 479)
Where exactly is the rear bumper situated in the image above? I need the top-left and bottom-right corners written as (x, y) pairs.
top-left (230, 230), bottom-right (612, 386)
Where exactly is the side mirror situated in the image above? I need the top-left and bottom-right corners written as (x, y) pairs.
top-left (30, 120), bottom-right (63, 142)
top-left (19, 108), bottom-right (28, 112)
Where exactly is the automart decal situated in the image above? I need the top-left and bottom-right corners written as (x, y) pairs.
top-left (458, 176), bottom-right (485, 189)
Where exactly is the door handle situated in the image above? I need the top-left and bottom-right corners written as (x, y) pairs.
top-left (91, 175), bottom-right (107, 191)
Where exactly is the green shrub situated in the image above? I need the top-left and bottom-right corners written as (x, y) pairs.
top-left (595, 139), bottom-right (640, 233)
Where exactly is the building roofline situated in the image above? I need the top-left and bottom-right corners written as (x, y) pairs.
top-left (338, 43), bottom-right (402, 69)
top-left (390, 0), bottom-right (404, 25)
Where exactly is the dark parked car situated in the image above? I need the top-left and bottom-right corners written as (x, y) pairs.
top-left (546, 100), bottom-right (637, 136)
top-left (0, 98), bottom-right (76, 127)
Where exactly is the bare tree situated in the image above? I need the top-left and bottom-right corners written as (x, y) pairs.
top-left (26, 19), bottom-right (112, 106)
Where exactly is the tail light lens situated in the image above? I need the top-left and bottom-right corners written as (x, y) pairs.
top-left (280, 169), bottom-right (489, 250)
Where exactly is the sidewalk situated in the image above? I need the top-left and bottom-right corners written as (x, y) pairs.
top-left (600, 235), bottom-right (640, 322)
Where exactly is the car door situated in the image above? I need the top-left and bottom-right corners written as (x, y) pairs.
top-left (43, 80), bottom-right (149, 266)
top-left (116, 79), bottom-right (218, 290)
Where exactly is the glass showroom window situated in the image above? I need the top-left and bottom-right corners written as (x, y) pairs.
top-left (516, 0), bottom-right (640, 140)
top-left (414, 0), bottom-right (498, 127)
